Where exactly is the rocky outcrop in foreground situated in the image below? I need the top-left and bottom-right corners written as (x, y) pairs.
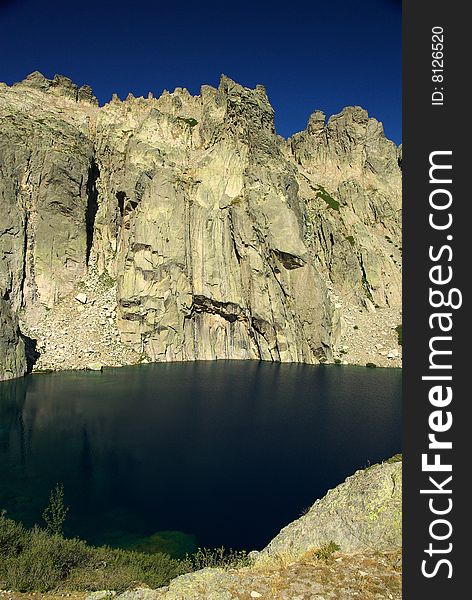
top-left (0, 73), bottom-right (402, 378)
top-left (94, 459), bottom-right (402, 599)
top-left (261, 459), bottom-right (402, 558)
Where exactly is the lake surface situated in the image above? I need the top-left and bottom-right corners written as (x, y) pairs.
top-left (0, 362), bottom-right (401, 555)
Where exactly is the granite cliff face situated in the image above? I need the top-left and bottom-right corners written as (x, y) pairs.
top-left (0, 73), bottom-right (402, 380)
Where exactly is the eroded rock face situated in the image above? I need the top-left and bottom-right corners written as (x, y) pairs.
top-left (0, 73), bottom-right (402, 374)
top-left (0, 81), bottom-right (96, 310)
top-left (289, 106), bottom-right (402, 308)
top-left (0, 298), bottom-right (26, 381)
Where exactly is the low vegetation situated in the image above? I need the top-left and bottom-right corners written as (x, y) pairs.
top-left (42, 484), bottom-right (69, 536)
top-left (178, 116), bottom-right (198, 128)
top-left (187, 546), bottom-right (250, 571)
top-left (98, 269), bottom-right (116, 289)
top-left (395, 324), bottom-right (403, 346)
top-left (316, 185), bottom-right (340, 211)
top-left (313, 541), bottom-right (341, 561)
top-left (0, 512), bottom-right (189, 592)
top-left (0, 509), bottom-right (250, 593)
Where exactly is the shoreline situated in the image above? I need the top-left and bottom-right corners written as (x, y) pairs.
top-left (9, 357), bottom-right (403, 382)
top-left (13, 279), bottom-right (401, 379)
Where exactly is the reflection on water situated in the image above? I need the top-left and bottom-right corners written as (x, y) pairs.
top-left (0, 362), bottom-right (401, 552)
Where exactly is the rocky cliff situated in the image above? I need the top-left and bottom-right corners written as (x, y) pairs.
top-left (0, 73), bottom-right (402, 380)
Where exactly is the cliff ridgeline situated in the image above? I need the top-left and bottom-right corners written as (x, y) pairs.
top-left (0, 73), bottom-right (402, 380)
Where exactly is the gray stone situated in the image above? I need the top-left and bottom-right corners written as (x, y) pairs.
top-left (0, 73), bottom-right (401, 376)
top-left (261, 459), bottom-right (402, 558)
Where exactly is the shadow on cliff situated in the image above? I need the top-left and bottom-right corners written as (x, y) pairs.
top-left (21, 333), bottom-right (40, 373)
top-left (85, 160), bottom-right (100, 265)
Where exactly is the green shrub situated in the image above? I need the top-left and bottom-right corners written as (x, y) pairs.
top-left (366, 362), bottom-right (377, 368)
top-left (187, 547), bottom-right (250, 571)
top-left (69, 546), bottom-right (190, 592)
top-left (0, 520), bottom-right (91, 592)
top-left (98, 270), bottom-right (116, 289)
top-left (1, 546), bottom-right (60, 592)
top-left (43, 483), bottom-right (69, 536)
top-left (314, 541), bottom-right (340, 560)
top-left (0, 511), bottom-right (26, 556)
top-left (346, 235), bottom-right (355, 246)
top-left (178, 116), bottom-right (198, 128)
top-left (0, 513), bottom-right (252, 593)
top-left (0, 514), bottom-right (188, 593)
top-left (316, 185), bottom-right (340, 211)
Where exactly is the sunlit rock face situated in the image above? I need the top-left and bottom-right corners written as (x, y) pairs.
top-left (0, 73), bottom-right (402, 374)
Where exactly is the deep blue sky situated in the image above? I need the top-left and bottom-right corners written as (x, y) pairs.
top-left (0, 0), bottom-right (401, 143)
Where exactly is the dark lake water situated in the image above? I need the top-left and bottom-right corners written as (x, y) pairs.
top-left (0, 362), bottom-right (401, 556)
